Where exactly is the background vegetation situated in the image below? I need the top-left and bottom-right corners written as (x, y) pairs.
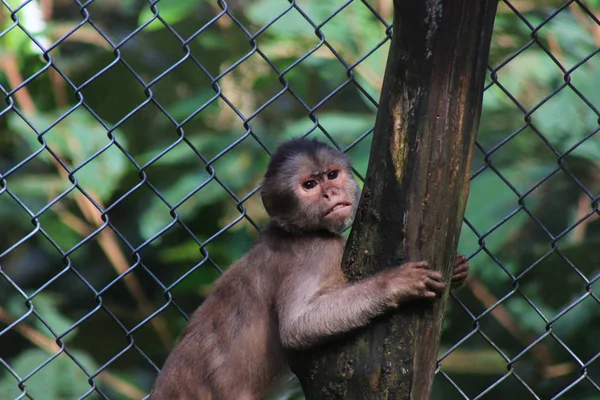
top-left (1, 0), bottom-right (600, 399)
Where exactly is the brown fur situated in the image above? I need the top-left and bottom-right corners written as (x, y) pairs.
top-left (148, 139), bottom-right (468, 399)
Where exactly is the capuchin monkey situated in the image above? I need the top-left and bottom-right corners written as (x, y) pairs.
top-left (149, 138), bottom-right (469, 399)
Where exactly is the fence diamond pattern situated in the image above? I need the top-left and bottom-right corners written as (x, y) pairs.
top-left (1, 0), bottom-right (599, 399)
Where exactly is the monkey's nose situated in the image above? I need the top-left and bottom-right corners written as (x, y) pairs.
top-left (323, 189), bottom-right (340, 202)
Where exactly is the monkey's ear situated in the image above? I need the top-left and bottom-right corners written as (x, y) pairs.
top-left (260, 183), bottom-right (272, 217)
top-left (260, 180), bottom-right (298, 224)
top-left (260, 180), bottom-right (272, 206)
top-left (260, 181), bottom-right (283, 216)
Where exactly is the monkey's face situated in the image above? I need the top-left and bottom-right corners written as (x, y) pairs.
top-left (293, 163), bottom-right (359, 234)
top-left (261, 140), bottom-right (360, 235)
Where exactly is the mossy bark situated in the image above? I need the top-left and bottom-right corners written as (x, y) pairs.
top-left (290, 1), bottom-right (498, 399)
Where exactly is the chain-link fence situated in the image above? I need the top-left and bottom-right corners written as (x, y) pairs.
top-left (1, 0), bottom-right (599, 399)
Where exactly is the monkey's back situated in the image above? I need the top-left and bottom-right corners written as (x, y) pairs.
top-left (149, 240), bottom-right (286, 399)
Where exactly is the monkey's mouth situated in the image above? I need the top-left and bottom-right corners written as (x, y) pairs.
top-left (325, 202), bottom-right (352, 217)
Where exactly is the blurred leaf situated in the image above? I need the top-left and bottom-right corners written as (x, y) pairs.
top-left (2, 3), bottom-right (600, 400)
top-left (282, 112), bottom-right (374, 142)
top-left (159, 241), bottom-right (204, 263)
top-left (526, 239), bottom-right (600, 308)
top-left (136, 132), bottom-right (239, 166)
top-left (6, 293), bottom-right (76, 338)
top-left (552, 295), bottom-right (600, 338)
top-left (168, 265), bottom-right (221, 297)
top-left (247, 0), bottom-right (387, 102)
top-left (139, 145), bottom-right (263, 241)
top-left (247, 0), bottom-right (311, 37)
top-left (538, 14), bottom-right (596, 61)
top-left (139, 175), bottom-right (222, 241)
top-left (461, 162), bottom-right (553, 244)
top-left (504, 296), bottom-right (548, 335)
top-left (138, 0), bottom-right (204, 31)
top-left (499, 50), bottom-right (562, 99)
top-left (532, 88), bottom-right (600, 163)
top-left (5, 295), bottom-right (30, 323)
top-left (168, 92), bottom-right (220, 121)
top-left (30, 293), bottom-right (76, 337)
top-left (0, 348), bottom-right (97, 399)
top-left (481, 84), bottom-right (514, 112)
top-left (7, 110), bottom-right (129, 202)
top-left (572, 64), bottom-right (600, 124)
top-left (459, 161), bottom-right (555, 278)
top-left (6, 175), bottom-right (71, 197)
top-left (1, 1), bottom-right (50, 56)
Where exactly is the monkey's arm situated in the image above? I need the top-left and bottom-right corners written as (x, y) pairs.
top-left (278, 276), bottom-right (389, 349)
top-left (277, 262), bottom-right (443, 349)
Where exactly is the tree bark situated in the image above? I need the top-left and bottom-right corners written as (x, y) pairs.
top-left (290, 1), bottom-right (498, 399)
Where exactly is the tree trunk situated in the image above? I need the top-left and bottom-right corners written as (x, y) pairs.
top-left (289, 1), bottom-right (498, 399)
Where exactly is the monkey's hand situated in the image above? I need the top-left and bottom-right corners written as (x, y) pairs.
top-left (452, 255), bottom-right (469, 287)
top-left (383, 261), bottom-right (445, 305)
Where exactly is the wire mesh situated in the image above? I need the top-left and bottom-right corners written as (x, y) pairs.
top-left (0, 0), bottom-right (599, 399)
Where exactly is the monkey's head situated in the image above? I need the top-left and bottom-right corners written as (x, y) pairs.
top-left (261, 138), bottom-right (360, 235)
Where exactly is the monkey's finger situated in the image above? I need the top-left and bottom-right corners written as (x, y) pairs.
top-left (411, 261), bottom-right (430, 269)
top-left (452, 271), bottom-right (468, 282)
top-left (423, 291), bottom-right (438, 300)
top-left (427, 270), bottom-right (444, 282)
top-left (455, 255), bottom-right (466, 265)
top-left (426, 279), bottom-right (446, 293)
top-left (453, 263), bottom-right (468, 273)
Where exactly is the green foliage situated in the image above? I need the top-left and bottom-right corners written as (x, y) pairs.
top-left (1, 1), bottom-right (600, 399)
top-left (1, 0), bottom-right (49, 57)
top-left (7, 109), bottom-right (129, 203)
top-left (0, 348), bottom-right (98, 399)
top-left (0, 293), bottom-right (101, 399)
top-left (6, 293), bottom-right (74, 337)
top-left (138, 0), bottom-right (206, 31)
top-left (457, 161), bottom-right (554, 282)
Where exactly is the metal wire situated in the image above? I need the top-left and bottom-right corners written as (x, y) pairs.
top-left (0, 0), bottom-right (599, 399)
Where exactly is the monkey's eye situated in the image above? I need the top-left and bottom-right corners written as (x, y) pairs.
top-left (303, 180), bottom-right (317, 190)
top-left (327, 170), bottom-right (339, 180)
